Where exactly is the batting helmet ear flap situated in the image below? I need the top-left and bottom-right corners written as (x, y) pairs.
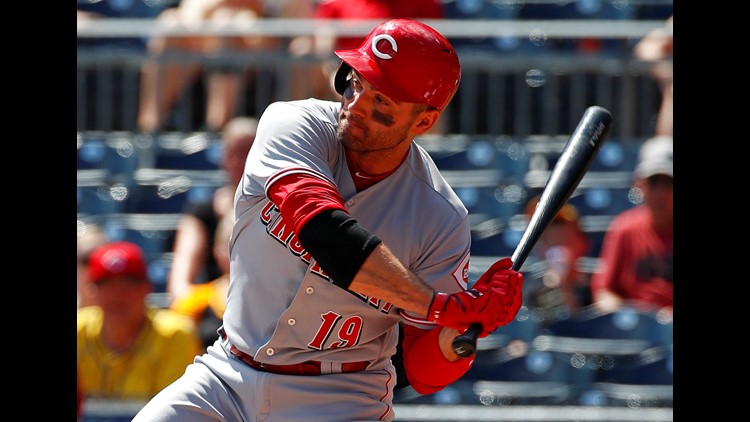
top-left (334, 62), bottom-right (352, 97)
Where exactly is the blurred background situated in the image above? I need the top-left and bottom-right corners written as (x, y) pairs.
top-left (77, 0), bottom-right (673, 420)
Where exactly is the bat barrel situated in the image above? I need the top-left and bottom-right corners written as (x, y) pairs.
top-left (451, 105), bottom-right (612, 358)
top-left (512, 106), bottom-right (611, 270)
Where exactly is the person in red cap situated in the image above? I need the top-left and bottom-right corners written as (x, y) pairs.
top-left (133, 19), bottom-right (523, 422)
top-left (77, 241), bottom-right (202, 404)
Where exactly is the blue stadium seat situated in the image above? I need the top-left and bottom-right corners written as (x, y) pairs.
top-left (474, 306), bottom-right (543, 351)
top-left (584, 344), bottom-right (673, 407)
top-left (568, 187), bottom-right (636, 217)
top-left (532, 304), bottom-right (673, 406)
top-left (147, 257), bottom-right (172, 294)
top-left (462, 347), bottom-right (596, 405)
top-left (77, 138), bottom-right (109, 170)
top-left (120, 229), bottom-right (173, 267)
top-left (102, 220), bottom-right (172, 261)
top-left (393, 383), bottom-right (468, 406)
top-left (442, 0), bottom-right (539, 55)
top-left (431, 146), bottom-right (494, 171)
top-left (588, 139), bottom-right (642, 172)
top-left (152, 132), bottom-right (223, 171)
top-left (596, 344), bottom-right (673, 385)
top-left (455, 186), bottom-right (523, 219)
top-left (77, 133), bottom-right (139, 178)
top-left (533, 308), bottom-right (663, 365)
top-left (429, 138), bottom-right (529, 183)
top-left (539, 305), bottom-right (669, 345)
top-left (635, 2), bottom-right (673, 20)
top-left (124, 182), bottom-right (219, 214)
top-left (124, 184), bottom-right (191, 214)
top-left (521, 0), bottom-right (636, 20)
top-left (469, 217), bottom-right (522, 257)
top-left (518, 0), bottom-right (638, 56)
top-left (77, 185), bottom-right (126, 216)
top-left (493, 142), bottom-right (530, 184)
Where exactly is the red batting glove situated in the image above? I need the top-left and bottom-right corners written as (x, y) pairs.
top-left (427, 288), bottom-right (509, 337)
top-left (473, 258), bottom-right (516, 291)
top-left (471, 257), bottom-right (525, 331)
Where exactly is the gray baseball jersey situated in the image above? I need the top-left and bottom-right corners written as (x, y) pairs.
top-left (133, 98), bottom-right (472, 422)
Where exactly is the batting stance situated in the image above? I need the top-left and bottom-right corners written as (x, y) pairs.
top-left (133, 18), bottom-right (523, 422)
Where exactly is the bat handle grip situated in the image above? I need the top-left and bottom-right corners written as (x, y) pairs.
top-left (451, 322), bottom-right (482, 358)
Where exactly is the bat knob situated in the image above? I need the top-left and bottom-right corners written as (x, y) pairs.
top-left (451, 323), bottom-right (482, 358)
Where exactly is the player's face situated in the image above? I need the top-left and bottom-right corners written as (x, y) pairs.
top-left (336, 72), bottom-right (426, 153)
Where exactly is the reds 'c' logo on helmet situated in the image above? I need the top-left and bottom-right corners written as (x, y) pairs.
top-left (370, 34), bottom-right (397, 59)
top-left (333, 18), bottom-right (461, 110)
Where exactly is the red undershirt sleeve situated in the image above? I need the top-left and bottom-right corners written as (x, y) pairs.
top-left (401, 324), bottom-right (473, 395)
top-left (266, 172), bottom-right (382, 289)
top-left (266, 173), bottom-right (348, 234)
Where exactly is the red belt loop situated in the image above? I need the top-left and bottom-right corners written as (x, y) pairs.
top-left (218, 327), bottom-right (369, 375)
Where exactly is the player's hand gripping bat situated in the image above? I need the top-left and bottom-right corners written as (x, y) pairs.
top-left (451, 106), bottom-right (613, 358)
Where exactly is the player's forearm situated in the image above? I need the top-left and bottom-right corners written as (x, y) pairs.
top-left (348, 242), bottom-right (435, 318)
top-left (293, 206), bottom-right (440, 317)
top-left (296, 208), bottom-right (436, 317)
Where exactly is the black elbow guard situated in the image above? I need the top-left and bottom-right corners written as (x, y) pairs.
top-left (297, 209), bottom-right (382, 290)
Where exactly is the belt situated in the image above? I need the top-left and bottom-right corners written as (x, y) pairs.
top-left (218, 328), bottom-right (369, 376)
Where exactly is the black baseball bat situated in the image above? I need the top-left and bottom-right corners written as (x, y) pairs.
top-left (451, 105), bottom-right (613, 358)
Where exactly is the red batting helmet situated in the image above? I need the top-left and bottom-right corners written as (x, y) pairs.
top-left (333, 18), bottom-right (461, 111)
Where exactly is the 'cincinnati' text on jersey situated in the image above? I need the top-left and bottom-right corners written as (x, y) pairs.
top-left (259, 200), bottom-right (395, 315)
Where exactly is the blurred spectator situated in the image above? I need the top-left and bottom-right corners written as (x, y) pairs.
top-left (77, 241), bottom-right (202, 401)
top-left (167, 116), bottom-right (257, 301)
top-left (633, 15), bottom-right (673, 137)
top-left (523, 196), bottom-right (592, 320)
top-left (77, 0), bottom-right (174, 51)
top-left (313, 0), bottom-right (444, 51)
top-left (77, 0), bottom-right (177, 131)
top-left (590, 136), bottom-right (673, 316)
top-left (170, 212), bottom-right (233, 349)
top-left (77, 222), bottom-right (110, 309)
top-left (137, 0), bottom-right (314, 132)
top-left (287, 0), bottom-right (444, 102)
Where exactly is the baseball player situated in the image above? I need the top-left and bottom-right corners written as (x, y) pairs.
top-left (133, 18), bottom-right (524, 422)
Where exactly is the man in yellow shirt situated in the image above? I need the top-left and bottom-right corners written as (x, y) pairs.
top-left (77, 241), bottom-right (202, 401)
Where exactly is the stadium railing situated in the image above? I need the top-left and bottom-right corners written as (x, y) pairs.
top-left (77, 16), bottom-right (671, 137)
